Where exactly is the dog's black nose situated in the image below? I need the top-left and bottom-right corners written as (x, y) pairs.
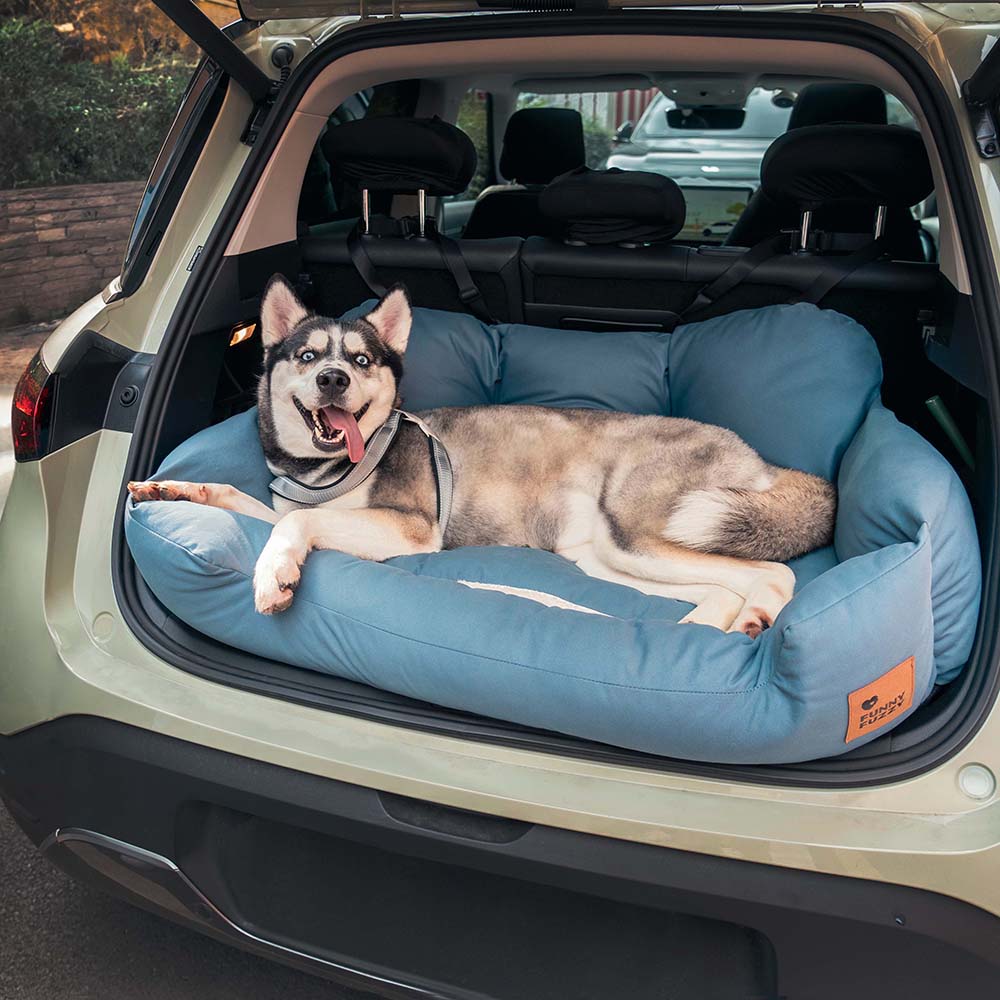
top-left (316, 368), bottom-right (350, 391)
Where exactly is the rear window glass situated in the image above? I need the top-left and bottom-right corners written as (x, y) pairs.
top-left (455, 90), bottom-right (490, 199)
top-left (123, 59), bottom-right (225, 280)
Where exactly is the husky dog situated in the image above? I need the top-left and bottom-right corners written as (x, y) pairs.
top-left (129, 276), bottom-right (835, 635)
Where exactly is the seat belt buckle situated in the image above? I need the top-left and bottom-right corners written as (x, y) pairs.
top-left (780, 227), bottom-right (816, 254)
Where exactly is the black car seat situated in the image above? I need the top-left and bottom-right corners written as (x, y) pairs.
top-left (462, 108), bottom-right (586, 240)
top-left (524, 125), bottom-right (938, 433)
top-left (540, 166), bottom-right (687, 246)
top-left (724, 83), bottom-right (928, 261)
top-left (304, 116), bottom-right (523, 321)
top-left (524, 124), bottom-right (934, 328)
top-left (521, 166), bottom-right (694, 329)
top-left (785, 82), bottom-right (887, 130)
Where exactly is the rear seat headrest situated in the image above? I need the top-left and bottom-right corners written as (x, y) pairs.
top-left (539, 167), bottom-right (686, 246)
top-left (500, 108), bottom-right (586, 185)
top-left (323, 116), bottom-right (477, 196)
top-left (761, 123), bottom-right (933, 209)
top-left (787, 83), bottom-right (887, 129)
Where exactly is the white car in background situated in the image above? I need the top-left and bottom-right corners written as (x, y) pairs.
top-left (607, 88), bottom-right (791, 241)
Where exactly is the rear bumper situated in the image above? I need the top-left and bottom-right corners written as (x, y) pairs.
top-left (2, 716), bottom-right (999, 999)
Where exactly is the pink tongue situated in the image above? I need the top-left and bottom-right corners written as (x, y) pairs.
top-left (321, 406), bottom-right (365, 463)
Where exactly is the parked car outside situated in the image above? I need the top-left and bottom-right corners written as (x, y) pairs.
top-left (607, 87), bottom-right (792, 187)
top-left (607, 87), bottom-right (789, 240)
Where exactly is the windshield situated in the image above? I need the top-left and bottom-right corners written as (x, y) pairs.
top-left (633, 88), bottom-right (792, 141)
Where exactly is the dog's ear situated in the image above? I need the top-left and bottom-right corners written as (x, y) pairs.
top-left (260, 274), bottom-right (308, 348)
top-left (363, 285), bottom-right (412, 355)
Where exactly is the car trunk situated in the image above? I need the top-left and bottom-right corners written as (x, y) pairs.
top-left (114, 6), bottom-right (1000, 787)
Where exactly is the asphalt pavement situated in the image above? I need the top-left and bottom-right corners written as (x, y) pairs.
top-left (0, 804), bottom-right (376, 999)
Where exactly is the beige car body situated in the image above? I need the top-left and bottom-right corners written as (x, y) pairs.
top-left (4, 0), bottom-right (1000, 932)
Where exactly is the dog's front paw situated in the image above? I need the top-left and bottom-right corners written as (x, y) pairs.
top-left (128, 480), bottom-right (209, 504)
top-left (253, 545), bottom-right (301, 615)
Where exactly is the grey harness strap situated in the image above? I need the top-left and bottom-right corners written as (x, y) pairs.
top-left (269, 410), bottom-right (454, 536)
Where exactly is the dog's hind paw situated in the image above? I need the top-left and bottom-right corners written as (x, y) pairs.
top-left (127, 480), bottom-right (209, 504)
top-left (253, 546), bottom-right (301, 615)
top-left (728, 606), bottom-right (773, 639)
top-left (726, 564), bottom-right (794, 639)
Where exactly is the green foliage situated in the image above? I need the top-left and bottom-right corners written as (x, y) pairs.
top-left (0, 1), bottom-right (200, 65)
top-left (0, 18), bottom-right (195, 189)
top-left (583, 118), bottom-right (612, 170)
top-left (456, 90), bottom-right (489, 198)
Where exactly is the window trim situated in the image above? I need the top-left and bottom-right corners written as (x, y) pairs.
top-left (120, 58), bottom-right (229, 297)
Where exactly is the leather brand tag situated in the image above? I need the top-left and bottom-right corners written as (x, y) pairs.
top-left (845, 657), bottom-right (915, 743)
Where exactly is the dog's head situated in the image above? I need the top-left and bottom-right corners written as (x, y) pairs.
top-left (257, 275), bottom-right (411, 468)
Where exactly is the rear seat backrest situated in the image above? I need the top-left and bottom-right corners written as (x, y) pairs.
top-left (520, 131), bottom-right (938, 432)
top-left (521, 166), bottom-right (692, 330)
top-left (304, 234), bottom-right (525, 322)
top-left (303, 120), bottom-right (941, 439)
top-left (463, 108), bottom-right (586, 240)
top-left (522, 124), bottom-right (934, 328)
top-left (308, 116), bottom-right (524, 321)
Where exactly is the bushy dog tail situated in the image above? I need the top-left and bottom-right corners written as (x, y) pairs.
top-left (664, 469), bottom-right (836, 563)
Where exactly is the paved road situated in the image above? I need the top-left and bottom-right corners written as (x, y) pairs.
top-left (0, 804), bottom-right (376, 999)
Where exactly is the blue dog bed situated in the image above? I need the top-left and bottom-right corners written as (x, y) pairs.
top-left (125, 302), bottom-right (980, 764)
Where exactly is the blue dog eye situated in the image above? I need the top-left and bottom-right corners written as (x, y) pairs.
top-left (355, 355), bottom-right (369, 367)
top-left (301, 351), bottom-right (314, 362)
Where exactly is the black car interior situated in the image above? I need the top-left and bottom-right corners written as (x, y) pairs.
top-left (462, 107), bottom-right (587, 240)
top-left (288, 105), bottom-right (971, 478)
top-left (724, 81), bottom-right (927, 261)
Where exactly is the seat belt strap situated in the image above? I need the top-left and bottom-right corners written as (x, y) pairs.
top-left (435, 233), bottom-right (496, 325)
top-left (678, 233), bottom-right (788, 323)
top-left (790, 235), bottom-right (889, 305)
top-left (346, 226), bottom-right (389, 298)
top-left (345, 218), bottom-right (495, 325)
top-left (678, 231), bottom-right (889, 324)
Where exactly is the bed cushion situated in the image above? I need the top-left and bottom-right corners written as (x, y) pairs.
top-left (126, 303), bottom-right (981, 764)
top-left (668, 303), bottom-right (882, 479)
top-left (495, 323), bottom-right (672, 414)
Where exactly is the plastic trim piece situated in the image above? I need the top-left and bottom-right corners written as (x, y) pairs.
top-left (40, 827), bottom-right (465, 1000)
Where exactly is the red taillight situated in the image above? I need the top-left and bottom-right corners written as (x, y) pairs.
top-left (11, 351), bottom-right (53, 462)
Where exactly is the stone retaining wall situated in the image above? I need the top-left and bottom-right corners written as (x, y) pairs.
top-left (0, 181), bottom-right (144, 327)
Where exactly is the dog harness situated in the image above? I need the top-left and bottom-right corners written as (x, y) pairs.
top-left (268, 409), bottom-right (454, 537)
